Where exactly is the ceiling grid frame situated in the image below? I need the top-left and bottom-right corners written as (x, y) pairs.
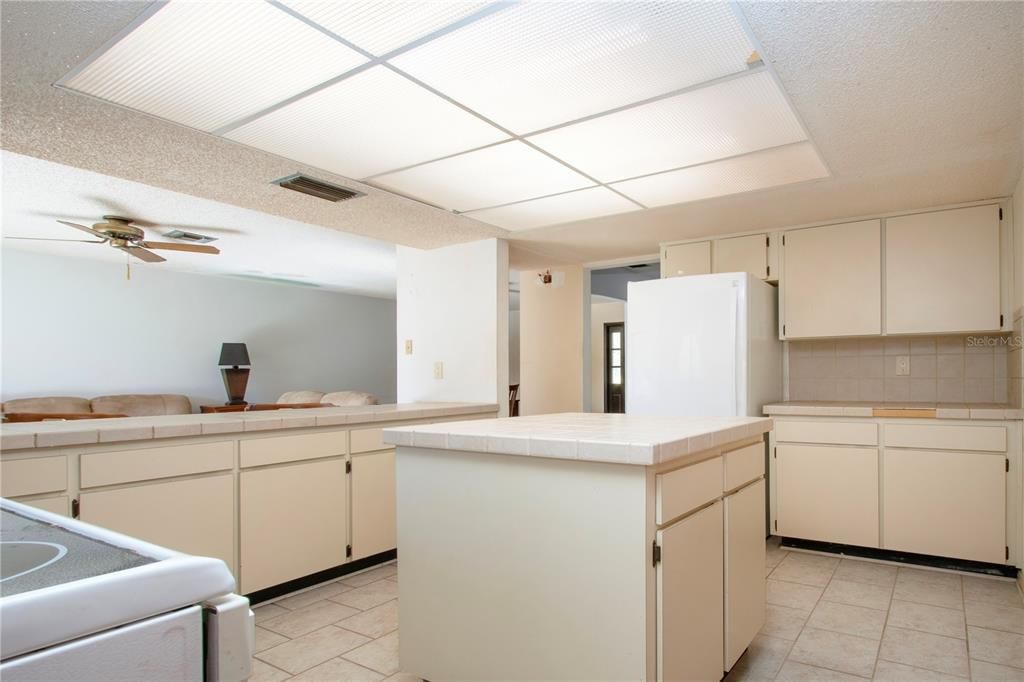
top-left (52, 0), bottom-right (834, 229)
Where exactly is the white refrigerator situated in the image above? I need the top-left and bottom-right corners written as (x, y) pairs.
top-left (626, 272), bottom-right (782, 417)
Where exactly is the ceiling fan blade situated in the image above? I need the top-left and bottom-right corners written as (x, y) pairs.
top-left (57, 220), bottom-right (107, 239)
top-left (139, 241), bottom-right (220, 255)
top-left (116, 245), bottom-right (166, 263)
top-left (5, 237), bottom-right (105, 243)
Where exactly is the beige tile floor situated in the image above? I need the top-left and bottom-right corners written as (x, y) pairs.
top-left (251, 541), bottom-right (1024, 681)
top-left (727, 538), bottom-right (1024, 681)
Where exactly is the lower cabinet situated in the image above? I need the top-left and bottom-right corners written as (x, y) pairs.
top-left (776, 444), bottom-right (879, 547)
top-left (80, 474), bottom-right (234, 574)
top-left (725, 479), bottom-right (766, 670)
top-left (13, 495), bottom-right (69, 516)
top-left (884, 449), bottom-right (1006, 563)
top-left (240, 458), bottom-right (348, 594)
top-left (351, 449), bottom-right (396, 560)
top-left (658, 501), bottom-right (724, 682)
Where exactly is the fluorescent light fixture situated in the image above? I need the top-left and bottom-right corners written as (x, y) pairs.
top-left (226, 67), bottom-right (507, 180)
top-left (464, 187), bottom-right (637, 231)
top-left (279, 0), bottom-right (491, 56)
top-left (528, 71), bottom-right (808, 183)
top-left (390, 2), bottom-right (756, 133)
top-left (373, 141), bottom-right (593, 211)
top-left (61, 1), bottom-right (367, 132)
top-left (611, 142), bottom-right (829, 208)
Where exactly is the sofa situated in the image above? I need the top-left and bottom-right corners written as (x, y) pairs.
top-left (2, 394), bottom-right (192, 418)
top-left (277, 390), bottom-right (378, 407)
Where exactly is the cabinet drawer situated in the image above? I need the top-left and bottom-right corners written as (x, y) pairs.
top-left (81, 441), bottom-right (233, 488)
top-left (724, 442), bottom-right (764, 491)
top-left (657, 456), bottom-right (723, 524)
top-left (240, 430), bottom-right (347, 468)
top-left (884, 424), bottom-right (1006, 452)
top-left (775, 420), bottom-right (878, 446)
top-left (1, 456), bottom-right (67, 497)
top-left (351, 428), bottom-right (392, 454)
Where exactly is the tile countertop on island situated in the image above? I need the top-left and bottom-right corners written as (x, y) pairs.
top-left (0, 402), bottom-right (499, 451)
top-left (763, 401), bottom-right (1023, 420)
top-left (382, 412), bottom-right (772, 466)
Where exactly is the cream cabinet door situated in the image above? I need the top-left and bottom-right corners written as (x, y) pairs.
top-left (351, 449), bottom-right (396, 560)
top-left (885, 205), bottom-right (1002, 334)
top-left (658, 501), bottom-right (723, 682)
top-left (776, 444), bottom-right (879, 547)
top-left (662, 241), bottom-right (711, 279)
top-left (240, 458), bottom-right (347, 593)
top-left (883, 449), bottom-right (1005, 563)
top-left (714, 234), bottom-right (768, 280)
top-left (81, 474), bottom-right (235, 575)
top-left (725, 480), bottom-right (766, 672)
top-left (781, 220), bottom-right (881, 338)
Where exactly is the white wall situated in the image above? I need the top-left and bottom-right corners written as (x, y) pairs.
top-left (396, 239), bottom-right (509, 412)
top-left (520, 265), bottom-right (584, 415)
top-left (509, 310), bottom-right (520, 385)
top-left (1, 249), bottom-right (397, 407)
top-left (590, 300), bottom-right (626, 413)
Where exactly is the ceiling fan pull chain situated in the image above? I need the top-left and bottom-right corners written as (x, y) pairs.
top-left (126, 252), bottom-right (131, 281)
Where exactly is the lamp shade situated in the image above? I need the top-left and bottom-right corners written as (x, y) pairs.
top-left (218, 343), bottom-right (250, 367)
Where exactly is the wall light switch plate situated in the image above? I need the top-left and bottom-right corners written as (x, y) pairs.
top-left (896, 356), bottom-right (910, 376)
top-left (434, 361), bottom-right (444, 380)
top-left (404, 339), bottom-right (413, 355)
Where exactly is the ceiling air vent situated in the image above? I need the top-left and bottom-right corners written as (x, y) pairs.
top-left (164, 230), bottom-right (218, 243)
top-left (272, 174), bottom-right (364, 203)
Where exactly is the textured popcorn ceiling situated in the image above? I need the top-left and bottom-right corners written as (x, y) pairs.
top-left (0, 151), bottom-right (398, 297)
top-left (0, 1), bottom-right (505, 257)
top-left (1, 1), bottom-right (1022, 271)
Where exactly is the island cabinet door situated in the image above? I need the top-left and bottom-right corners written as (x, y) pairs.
top-left (658, 500), bottom-right (724, 682)
top-left (351, 449), bottom-right (396, 560)
top-left (240, 458), bottom-right (348, 594)
top-left (725, 479), bottom-right (766, 671)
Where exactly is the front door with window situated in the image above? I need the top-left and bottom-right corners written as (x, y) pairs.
top-left (605, 322), bottom-right (625, 413)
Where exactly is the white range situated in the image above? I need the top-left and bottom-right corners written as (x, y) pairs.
top-left (0, 498), bottom-right (253, 681)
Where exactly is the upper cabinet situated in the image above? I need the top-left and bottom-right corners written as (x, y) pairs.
top-left (782, 220), bottom-right (882, 338)
top-left (885, 205), bottom-right (1002, 334)
top-left (713, 234), bottom-right (769, 280)
top-left (662, 241), bottom-right (711, 278)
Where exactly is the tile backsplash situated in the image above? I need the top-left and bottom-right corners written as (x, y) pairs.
top-left (787, 335), bottom-right (1012, 403)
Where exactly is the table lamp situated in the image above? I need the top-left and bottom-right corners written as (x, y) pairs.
top-left (219, 343), bottom-right (251, 405)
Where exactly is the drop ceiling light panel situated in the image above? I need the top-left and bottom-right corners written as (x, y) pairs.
top-left (528, 71), bottom-right (808, 183)
top-left (280, 0), bottom-right (490, 56)
top-left (390, 2), bottom-right (756, 134)
top-left (60, 1), bottom-right (368, 132)
top-left (612, 142), bottom-right (828, 208)
top-left (373, 141), bottom-right (593, 211)
top-left (226, 67), bottom-right (507, 180)
top-left (465, 187), bottom-right (637, 231)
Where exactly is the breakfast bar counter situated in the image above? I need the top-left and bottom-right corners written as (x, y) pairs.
top-left (0, 402), bottom-right (498, 596)
top-left (383, 413), bottom-right (773, 682)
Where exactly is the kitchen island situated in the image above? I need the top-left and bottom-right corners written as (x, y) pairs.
top-left (383, 413), bottom-right (773, 682)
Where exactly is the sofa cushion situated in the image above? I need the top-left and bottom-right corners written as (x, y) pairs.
top-left (321, 391), bottom-right (378, 407)
top-left (91, 394), bottom-right (192, 416)
top-left (278, 390), bottom-right (326, 404)
top-left (2, 396), bottom-right (91, 414)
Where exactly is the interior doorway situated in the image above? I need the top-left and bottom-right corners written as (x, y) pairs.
top-left (604, 322), bottom-right (625, 413)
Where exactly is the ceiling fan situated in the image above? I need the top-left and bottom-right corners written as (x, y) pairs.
top-left (5, 215), bottom-right (221, 263)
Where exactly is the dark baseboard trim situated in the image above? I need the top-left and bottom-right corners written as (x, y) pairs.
top-left (779, 537), bottom-right (1017, 578)
top-left (245, 549), bottom-right (397, 605)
